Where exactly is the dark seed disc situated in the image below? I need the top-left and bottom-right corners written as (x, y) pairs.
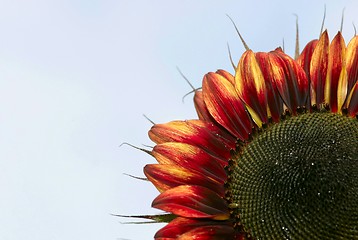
top-left (229, 112), bottom-right (358, 240)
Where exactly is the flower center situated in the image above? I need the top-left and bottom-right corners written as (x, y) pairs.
top-left (228, 112), bottom-right (358, 239)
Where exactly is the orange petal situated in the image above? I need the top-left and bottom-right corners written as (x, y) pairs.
top-left (325, 32), bottom-right (347, 113)
top-left (269, 49), bottom-right (309, 114)
top-left (345, 35), bottom-right (358, 94)
top-left (255, 52), bottom-right (284, 122)
top-left (216, 69), bottom-right (235, 85)
top-left (235, 50), bottom-right (268, 127)
top-left (152, 142), bottom-right (227, 184)
top-left (152, 185), bottom-right (230, 220)
top-left (310, 31), bottom-right (329, 107)
top-left (144, 164), bottom-right (224, 195)
top-left (203, 72), bottom-right (252, 140)
top-left (149, 120), bottom-right (235, 166)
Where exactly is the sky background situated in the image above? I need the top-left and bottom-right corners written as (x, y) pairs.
top-left (1, 1), bottom-right (358, 240)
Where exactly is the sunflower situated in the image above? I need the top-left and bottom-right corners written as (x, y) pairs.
top-left (140, 30), bottom-right (358, 239)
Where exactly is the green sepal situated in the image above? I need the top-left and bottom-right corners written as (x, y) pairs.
top-left (113, 213), bottom-right (176, 224)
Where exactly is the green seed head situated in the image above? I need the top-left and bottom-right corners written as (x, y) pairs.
top-left (229, 112), bottom-right (358, 239)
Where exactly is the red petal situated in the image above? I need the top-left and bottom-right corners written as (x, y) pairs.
top-left (177, 225), bottom-right (236, 240)
top-left (345, 35), bottom-right (358, 95)
top-left (297, 39), bottom-right (319, 79)
top-left (155, 217), bottom-right (234, 239)
top-left (346, 81), bottom-right (358, 117)
top-left (194, 90), bottom-right (212, 121)
top-left (269, 49), bottom-right (309, 113)
top-left (144, 164), bottom-right (225, 195)
top-left (235, 50), bottom-right (268, 126)
top-left (155, 217), bottom-right (207, 239)
top-left (325, 32), bottom-right (347, 113)
top-left (310, 31), bottom-right (329, 107)
top-left (152, 185), bottom-right (229, 220)
top-left (255, 52), bottom-right (284, 122)
top-left (297, 39), bottom-right (319, 109)
top-left (149, 120), bottom-right (235, 166)
top-left (203, 72), bottom-right (253, 140)
top-left (152, 142), bottom-right (227, 184)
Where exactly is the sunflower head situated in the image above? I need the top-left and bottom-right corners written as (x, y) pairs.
top-left (141, 30), bottom-right (358, 239)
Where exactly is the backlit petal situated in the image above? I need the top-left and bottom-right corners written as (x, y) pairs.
top-left (235, 50), bottom-right (268, 127)
top-left (152, 142), bottom-right (227, 183)
top-left (152, 185), bottom-right (230, 220)
top-left (310, 31), bottom-right (329, 107)
top-left (155, 217), bottom-right (234, 240)
top-left (297, 39), bottom-right (319, 79)
top-left (148, 120), bottom-right (235, 166)
top-left (203, 72), bottom-right (253, 140)
top-left (255, 52), bottom-right (284, 122)
top-left (216, 69), bottom-right (235, 85)
top-left (269, 49), bottom-right (309, 113)
top-left (297, 39), bottom-right (319, 109)
top-left (177, 225), bottom-right (236, 240)
top-left (325, 32), bottom-right (347, 113)
top-left (144, 164), bottom-right (225, 195)
top-left (345, 35), bottom-right (358, 94)
top-left (346, 81), bottom-right (358, 117)
top-left (194, 90), bottom-right (212, 121)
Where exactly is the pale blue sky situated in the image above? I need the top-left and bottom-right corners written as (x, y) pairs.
top-left (0, 1), bottom-right (357, 240)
